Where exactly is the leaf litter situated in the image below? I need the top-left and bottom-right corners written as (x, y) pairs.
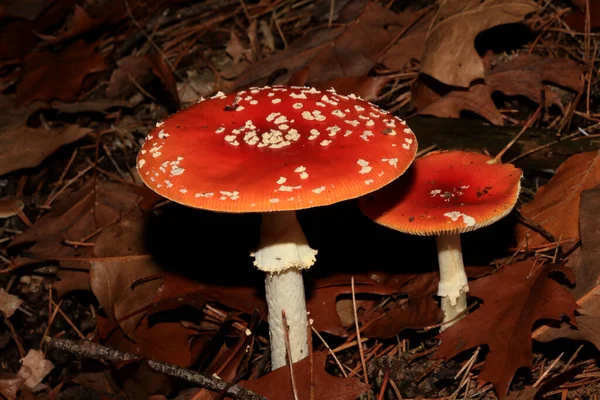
top-left (0, 0), bottom-right (600, 399)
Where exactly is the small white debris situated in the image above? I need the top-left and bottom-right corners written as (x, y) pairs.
top-left (269, 198), bottom-right (280, 203)
top-left (245, 329), bottom-right (252, 336)
top-left (180, 188), bottom-right (188, 193)
top-left (312, 186), bottom-right (326, 194)
top-left (430, 189), bottom-right (442, 196)
top-left (215, 127), bottom-right (225, 134)
top-left (195, 192), bottom-right (214, 198)
top-left (156, 121), bottom-right (165, 127)
top-left (364, 179), bottom-right (374, 185)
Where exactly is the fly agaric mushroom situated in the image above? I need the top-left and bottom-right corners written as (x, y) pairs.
top-left (359, 150), bottom-right (521, 329)
top-left (136, 85), bottom-right (418, 369)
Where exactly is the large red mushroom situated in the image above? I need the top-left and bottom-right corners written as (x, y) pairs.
top-left (360, 150), bottom-right (522, 329)
top-left (137, 85), bottom-right (418, 369)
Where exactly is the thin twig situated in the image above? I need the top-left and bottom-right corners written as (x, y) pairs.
top-left (46, 337), bottom-right (266, 400)
top-left (351, 277), bottom-right (369, 385)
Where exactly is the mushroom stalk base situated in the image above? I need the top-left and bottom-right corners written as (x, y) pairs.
top-left (252, 211), bottom-right (315, 370)
top-left (265, 269), bottom-right (309, 370)
top-left (436, 234), bottom-right (469, 330)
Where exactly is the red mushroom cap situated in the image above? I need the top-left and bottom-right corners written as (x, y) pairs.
top-left (136, 85), bottom-right (418, 212)
top-left (359, 150), bottom-right (522, 235)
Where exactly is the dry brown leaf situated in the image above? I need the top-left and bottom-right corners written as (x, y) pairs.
top-left (9, 181), bottom-right (143, 267)
top-left (415, 54), bottom-right (584, 125)
top-left (435, 261), bottom-right (577, 398)
top-left (0, 123), bottom-right (91, 176)
top-left (0, 289), bottom-right (23, 318)
top-left (226, 31), bottom-right (247, 65)
top-left (16, 39), bottom-right (107, 106)
top-left (565, 185), bottom-right (600, 299)
top-left (534, 283), bottom-right (600, 350)
top-left (97, 314), bottom-right (203, 368)
top-left (419, 0), bottom-right (538, 88)
top-left (0, 375), bottom-right (24, 400)
top-left (16, 350), bottom-right (53, 391)
top-left (417, 83), bottom-right (505, 125)
top-left (90, 257), bottom-right (162, 338)
top-left (240, 351), bottom-right (369, 400)
top-left (232, 2), bottom-right (411, 89)
top-left (515, 151), bottom-right (600, 248)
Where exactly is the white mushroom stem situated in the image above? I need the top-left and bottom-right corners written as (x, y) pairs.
top-left (436, 234), bottom-right (469, 330)
top-left (251, 211), bottom-right (317, 370)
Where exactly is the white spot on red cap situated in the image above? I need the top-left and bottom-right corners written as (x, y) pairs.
top-left (277, 177), bottom-right (287, 184)
top-left (272, 98), bottom-right (281, 104)
top-left (364, 179), bottom-right (374, 185)
top-left (138, 159), bottom-right (145, 168)
top-left (220, 191), bottom-right (240, 200)
top-left (381, 158), bottom-right (398, 167)
top-left (357, 159), bottom-right (372, 174)
top-left (269, 198), bottom-right (280, 203)
top-left (156, 121), bottom-right (165, 127)
top-left (444, 211), bottom-right (476, 227)
top-left (171, 165), bottom-right (185, 176)
top-left (312, 186), bottom-right (326, 194)
top-left (195, 192), bottom-right (214, 198)
top-left (215, 127), bottom-right (225, 134)
top-left (320, 139), bottom-right (332, 146)
top-left (290, 92), bottom-right (307, 99)
top-left (293, 103), bottom-right (303, 109)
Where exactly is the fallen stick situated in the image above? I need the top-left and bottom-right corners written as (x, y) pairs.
top-left (45, 337), bottom-right (266, 400)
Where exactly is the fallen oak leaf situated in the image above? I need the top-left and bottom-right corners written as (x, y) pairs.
top-left (434, 261), bottom-right (577, 398)
top-left (232, 2), bottom-right (413, 89)
top-left (306, 273), bottom-right (399, 336)
top-left (0, 123), bottom-right (92, 176)
top-left (419, 0), bottom-right (538, 88)
top-left (534, 283), bottom-right (600, 351)
top-left (239, 351), bottom-right (369, 400)
top-left (0, 289), bottom-right (23, 318)
top-left (416, 83), bottom-right (505, 125)
top-left (96, 314), bottom-right (205, 368)
top-left (415, 54), bottom-right (584, 124)
top-left (16, 350), bottom-right (54, 391)
top-left (564, 185), bottom-right (600, 299)
top-left (16, 39), bottom-right (108, 106)
top-left (515, 150), bottom-right (600, 249)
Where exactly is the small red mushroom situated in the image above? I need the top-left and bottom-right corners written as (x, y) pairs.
top-left (136, 85), bottom-right (418, 369)
top-left (359, 150), bottom-right (522, 329)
